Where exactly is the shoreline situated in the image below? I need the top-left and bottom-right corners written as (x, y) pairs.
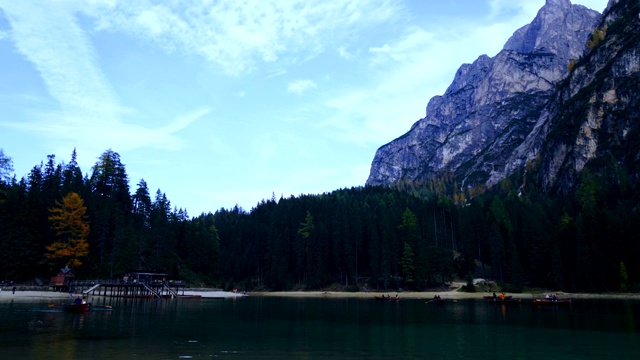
top-left (2, 288), bottom-right (639, 301)
top-left (249, 290), bottom-right (640, 300)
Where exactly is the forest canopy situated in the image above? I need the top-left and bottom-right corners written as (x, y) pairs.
top-left (0, 148), bottom-right (639, 293)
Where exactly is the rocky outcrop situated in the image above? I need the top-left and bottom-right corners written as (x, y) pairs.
top-left (532, 0), bottom-right (640, 191)
top-left (366, 0), bottom-right (602, 189)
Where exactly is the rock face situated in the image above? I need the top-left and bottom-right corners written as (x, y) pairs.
top-left (532, 0), bottom-right (640, 192)
top-left (366, 0), bottom-right (603, 189)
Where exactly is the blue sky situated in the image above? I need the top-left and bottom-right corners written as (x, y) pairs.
top-left (0, 0), bottom-right (609, 215)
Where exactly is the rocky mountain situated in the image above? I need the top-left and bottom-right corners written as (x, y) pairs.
top-left (529, 0), bottom-right (640, 192)
top-left (366, 0), bottom-right (631, 193)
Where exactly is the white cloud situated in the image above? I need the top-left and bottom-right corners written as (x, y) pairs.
top-left (322, 1), bottom-right (570, 148)
top-left (80, 0), bottom-right (404, 76)
top-left (338, 45), bottom-right (352, 59)
top-left (0, 1), bottom-right (211, 159)
top-left (287, 79), bottom-right (317, 95)
top-left (369, 28), bottom-right (434, 64)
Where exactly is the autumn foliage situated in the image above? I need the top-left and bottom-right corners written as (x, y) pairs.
top-left (46, 192), bottom-right (90, 268)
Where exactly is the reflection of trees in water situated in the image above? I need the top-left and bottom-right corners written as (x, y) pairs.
top-left (27, 311), bottom-right (86, 359)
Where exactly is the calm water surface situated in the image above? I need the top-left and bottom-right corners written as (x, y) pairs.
top-left (0, 295), bottom-right (639, 359)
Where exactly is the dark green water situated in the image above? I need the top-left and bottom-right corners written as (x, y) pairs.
top-left (1, 296), bottom-right (639, 359)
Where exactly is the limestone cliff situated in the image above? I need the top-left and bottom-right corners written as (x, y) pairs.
top-left (366, 0), bottom-right (603, 189)
top-left (529, 0), bottom-right (640, 192)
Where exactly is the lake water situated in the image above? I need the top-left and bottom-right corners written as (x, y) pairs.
top-left (0, 295), bottom-right (638, 359)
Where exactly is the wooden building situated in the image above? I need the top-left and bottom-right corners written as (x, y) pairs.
top-left (50, 266), bottom-right (76, 292)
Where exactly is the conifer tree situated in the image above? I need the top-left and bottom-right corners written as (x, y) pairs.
top-left (400, 242), bottom-right (415, 287)
top-left (46, 192), bottom-right (90, 268)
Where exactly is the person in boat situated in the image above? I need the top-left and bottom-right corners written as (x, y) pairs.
top-left (74, 296), bottom-right (83, 305)
top-left (499, 293), bottom-right (506, 301)
top-left (552, 294), bottom-right (557, 301)
top-left (492, 292), bottom-right (497, 300)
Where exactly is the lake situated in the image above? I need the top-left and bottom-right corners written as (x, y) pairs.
top-left (0, 295), bottom-right (638, 359)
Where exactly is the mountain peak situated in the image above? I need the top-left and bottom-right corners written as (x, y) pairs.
top-left (366, 0), bottom-right (603, 189)
top-left (504, 0), bottom-right (600, 61)
top-left (545, 0), bottom-right (571, 8)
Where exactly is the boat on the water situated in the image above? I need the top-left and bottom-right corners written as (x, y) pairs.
top-left (63, 303), bottom-right (91, 313)
top-left (485, 298), bottom-right (522, 305)
top-left (374, 295), bottom-right (400, 302)
top-left (426, 298), bottom-right (446, 305)
top-left (483, 295), bottom-right (512, 300)
top-left (531, 299), bottom-right (572, 306)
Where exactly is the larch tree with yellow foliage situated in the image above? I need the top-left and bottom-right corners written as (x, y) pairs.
top-left (46, 192), bottom-right (90, 268)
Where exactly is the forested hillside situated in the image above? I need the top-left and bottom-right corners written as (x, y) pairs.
top-left (1, 148), bottom-right (638, 292)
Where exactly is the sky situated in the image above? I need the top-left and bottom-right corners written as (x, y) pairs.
top-left (0, 0), bottom-right (609, 215)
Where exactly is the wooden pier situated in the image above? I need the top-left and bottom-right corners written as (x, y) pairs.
top-left (69, 271), bottom-right (194, 299)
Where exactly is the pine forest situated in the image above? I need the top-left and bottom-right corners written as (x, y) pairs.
top-left (1, 148), bottom-right (639, 293)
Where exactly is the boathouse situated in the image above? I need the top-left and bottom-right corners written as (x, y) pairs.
top-left (50, 266), bottom-right (76, 292)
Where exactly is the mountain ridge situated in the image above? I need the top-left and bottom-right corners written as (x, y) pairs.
top-left (366, 0), bottom-right (615, 192)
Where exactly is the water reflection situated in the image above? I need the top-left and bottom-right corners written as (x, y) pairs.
top-left (1, 297), bottom-right (639, 359)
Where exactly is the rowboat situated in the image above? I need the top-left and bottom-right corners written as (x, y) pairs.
top-left (426, 298), bottom-right (446, 305)
top-left (485, 298), bottom-right (522, 304)
top-left (374, 296), bottom-right (400, 302)
top-left (63, 303), bottom-right (91, 313)
top-left (531, 299), bottom-right (572, 306)
top-left (483, 295), bottom-right (512, 300)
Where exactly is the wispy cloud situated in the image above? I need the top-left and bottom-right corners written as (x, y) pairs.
top-left (322, 2), bottom-right (560, 148)
top-left (287, 79), bottom-right (317, 95)
top-left (81, 0), bottom-right (404, 76)
top-left (369, 27), bottom-right (434, 65)
top-left (0, 1), bottom-right (212, 158)
top-left (338, 45), bottom-right (352, 59)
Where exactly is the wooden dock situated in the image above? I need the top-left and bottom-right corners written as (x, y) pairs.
top-left (69, 271), bottom-right (194, 299)
top-left (73, 281), bottom-right (189, 299)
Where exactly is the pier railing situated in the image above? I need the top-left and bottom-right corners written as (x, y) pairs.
top-left (68, 279), bottom-right (186, 298)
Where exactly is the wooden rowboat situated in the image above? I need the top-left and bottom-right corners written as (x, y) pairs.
top-left (485, 298), bottom-right (522, 305)
top-left (63, 303), bottom-right (91, 313)
top-left (531, 299), bottom-right (572, 306)
top-left (426, 298), bottom-right (446, 305)
top-left (483, 295), bottom-right (512, 300)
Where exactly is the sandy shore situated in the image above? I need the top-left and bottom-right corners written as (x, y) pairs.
top-left (0, 289), bottom-right (245, 302)
top-left (249, 290), bottom-right (640, 300)
top-left (2, 287), bottom-right (639, 301)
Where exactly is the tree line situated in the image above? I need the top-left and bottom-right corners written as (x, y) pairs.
top-left (0, 148), bottom-right (638, 292)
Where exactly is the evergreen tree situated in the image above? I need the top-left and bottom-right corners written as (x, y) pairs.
top-left (89, 149), bottom-right (131, 277)
top-left (399, 242), bottom-right (415, 287)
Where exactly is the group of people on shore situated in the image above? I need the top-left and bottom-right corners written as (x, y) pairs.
top-left (492, 292), bottom-right (507, 300)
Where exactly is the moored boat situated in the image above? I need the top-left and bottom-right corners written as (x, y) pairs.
top-left (483, 295), bottom-right (512, 300)
top-left (63, 303), bottom-right (91, 313)
top-left (531, 299), bottom-right (572, 306)
top-left (426, 298), bottom-right (446, 305)
top-left (485, 298), bottom-right (522, 305)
